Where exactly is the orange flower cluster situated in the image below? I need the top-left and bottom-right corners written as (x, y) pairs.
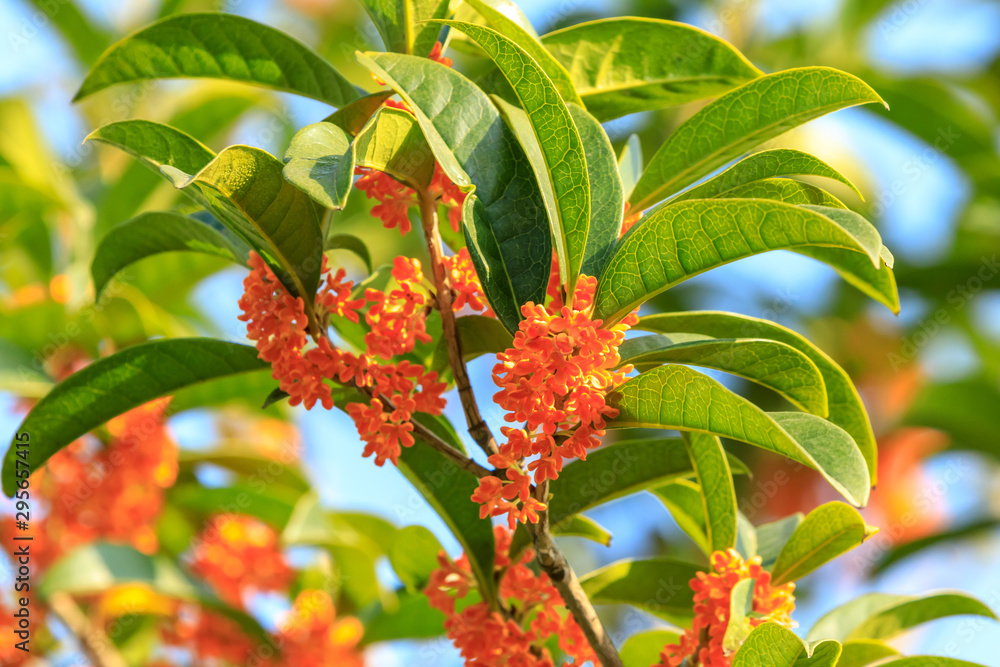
top-left (163, 605), bottom-right (259, 666)
top-left (425, 526), bottom-right (595, 667)
top-left (443, 247), bottom-right (492, 315)
top-left (35, 398), bottom-right (177, 555)
top-left (656, 549), bottom-right (797, 667)
top-left (356, 42), bottom-right (467, 235)
top-left (277, 590), bottom-right (365, 667)
top-left (239, 252), bottom-right (446, 467)
top-left (188, 514), bottom-right (293, 606)
top-left (473, 269), bottom-right (636, 527)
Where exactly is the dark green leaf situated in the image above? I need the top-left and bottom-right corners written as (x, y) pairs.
top-left (92, 211), bottom-right (247, 297)
top-left (75, 13), bottom-right (359, 106)
top-left (282, 121), bottom-right (355, 210)
top-left (667, 149), bottom-right (861, 204)
top-left (541, 18), bottom-right (762, 121)
top-left (637, 311), bottom-right (879, 484)
top-left (579, 557), bottom-right (701, 624)
top-left (619, 334), bottom-right (828, 415)
top-left (2, 339), bottom-right (268, 497)
top-left (326, 233), bottom-right (373, 273)
top-left (594, 199), bottom-right (889, 326)
top-left (571, 103), bottom-right (624, 280)
top-left (771, 502), bottom-right (878, 585)
top-left (438, 20), bottom-right (589, 292)
top-left (357, 51), bottom-right (552, 332)
top-left (161, 145), bottom-right (325, 311)
top-left (684, 432), bottom-right (737, 552)
top-left (463, 0), bottom-right (582, 106)
top-left (608, 365), bottom-right (870, 506)
top-left (358, 0), bottom-right (449, 56)
top-left (86, 120), bottom-right (215, 176)
top-left (630, 67), bottom-right (885, 210)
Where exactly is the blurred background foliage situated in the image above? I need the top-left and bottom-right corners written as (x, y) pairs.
top-left (0, 0), bottom-right (999, 664)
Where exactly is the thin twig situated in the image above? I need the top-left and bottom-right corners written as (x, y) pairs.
top-left (417, 188), bottom-right (499, 459)
top-left (48, 592), bottom-right (128, 667)
top-left (528, 481), bottom-right (624, 667)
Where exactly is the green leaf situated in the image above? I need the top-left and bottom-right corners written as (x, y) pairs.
top-left (667, 149), bottom-right (862, 204)
top-left (326, 233), bottom-right (373, 273)
top-left (733, 623), bottom-right (841, 667)
top-left (86, 120), bottom-right (215, 176)
top-left (716, 178), bottom-right (847, 208)
top-left (39, 542), bottom-right (273, 648)
top-left (872, 519), bottom-right (1000, 574)
top-left (771, 502), bottom-right (878, 585)
top-left (282, 121), bottom-right (355, 210)
top-left (397, 441), bottom-right (497, 602)
top-left (161, 145), bottom-right (325, 312)
top-left (462, 0), bottom-right (583, 106)
top-left (92, 211), bottom-right (247, 297)
top-left (653, 479), bottom-right (709, 553)
top-left (637, 311), bottom-right (879, 484)
top-left (835, 640), bottom-right (899, 667)
top-left (571, 103), bottom-right (624, 280)
top-left (723, 577), bottom-right (756, 653)
top-left (630, 67), bottom-right (885, 210)
top-left (618, 134), bottom-right (643, 202)
top-left (358, 0), bottom-right (449, 56)
top-left (356, 51), bottom-right (552, 332)
top-left (684, 431), bottom-right (737, 552)
top-left (436, 20), bottom-right (590, 292)
top-left (553, 515), bottom-right (612, 547)
top-left (608, 365), bottom-right (871, 507)
top-left (621, 630), bottom-right (682, 667)
top-left (796, 244), bottom-right (899, 313)
top-left (323, 91), bottom-right (395, 136)
top-left (361, 591), bottom-right (448, 645)
top-left (389, 525), bottom-right (444, 591)
top-left (869, 659), bottom-right (986, 667)
top-left (756, 514), bottom-right (804, 569)
top-left (1, 339), bottom-right (268, 497)
top-left (619, 334), bottom-right (829, 415)
top-left (807, 592), bottom-right (998, 643)
top-left (355, 107), bottom-right (437, 189)
top-left (178, 449), bottom-right (310, 494)
top-left (540, 17), bottom-right (762, 121)
top-left (75, 13), bottom-right (359, 106)
top-left (579, 557), bottom-right (701, 624)
top-left (168, 483), bottom-right (300, 527)
top-left (595, 199), bottom-right (889, 325)
top-left (430, 314), bottom-right (513, 374)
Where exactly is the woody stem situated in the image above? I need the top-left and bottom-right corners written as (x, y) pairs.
top-left (48, 592), bottom-right (128, 667)
top-left (417, 188), bottom-right (499, 459)
top-left (527, 483), bottom-right (624, 667)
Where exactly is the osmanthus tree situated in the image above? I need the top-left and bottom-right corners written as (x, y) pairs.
top-left (3, 1), bottom-right (997, 666)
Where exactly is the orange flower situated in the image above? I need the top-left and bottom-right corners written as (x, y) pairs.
top-left (656, 549), bottom-right (797, 667)
top-left (474, 260), bottom-right (637, 527)
top-left (443, 248), bottom-right (493, 315)
top-left (621, 201), bottom-right (642, 236)
top-left (35, 398), bottom-right (177, 556)
top-left (163, 604), bottom-right (259, 665)
top-left (188, 514), bottom-right (293, 606)
top-left (278, 590), bottom-right (365, 667)
top-left (238, 252), bottom-right (446, 468)
top-left (424, 526), bottom-right (596, 667)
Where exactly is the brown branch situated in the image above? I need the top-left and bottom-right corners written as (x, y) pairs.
top-left (417, 188), bottom-right (499, 459)
top-left (527, 481), bottom-right (624, 667)
top-left (48, 592), bottom-right (128, 667)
